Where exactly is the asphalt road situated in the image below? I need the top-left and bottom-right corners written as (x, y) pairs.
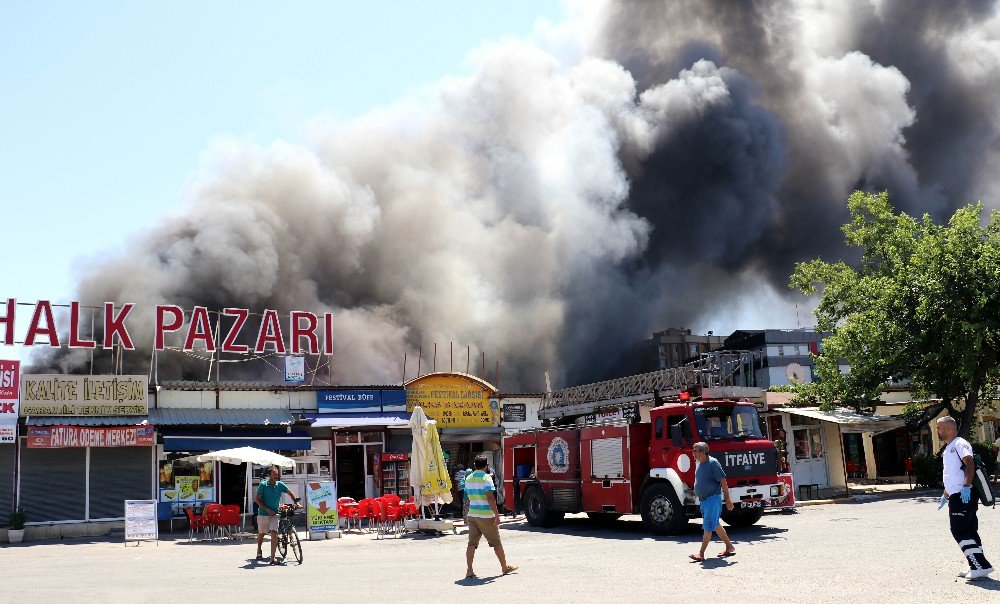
top-left (3, 495), bottom-right (999, 603)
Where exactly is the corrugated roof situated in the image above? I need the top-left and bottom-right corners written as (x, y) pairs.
top-left (158, 381), bottom-right (403, 391)
top-left (148, 407), bottom-right (297, 426)
top-left (27, 416), bottom-right (150, 426)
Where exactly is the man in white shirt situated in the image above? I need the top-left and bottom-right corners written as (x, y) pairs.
top-left (936, 416), bottom-right (993, 579)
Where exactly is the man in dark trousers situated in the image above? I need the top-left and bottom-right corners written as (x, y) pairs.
top-left (936, 416), bottom-right (993, 579)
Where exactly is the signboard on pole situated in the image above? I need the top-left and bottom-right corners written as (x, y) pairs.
top-left (0, 360), bottom-right (18, 444)
top-left (124, 499), bottom-right (158, 544)
top-left (284, 356), bottom-right (305, 382)
top-left (305, 481), bottom-right (338, 531)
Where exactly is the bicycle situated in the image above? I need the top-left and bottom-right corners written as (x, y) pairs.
top-left (275, 504), bottom-right (303, 564)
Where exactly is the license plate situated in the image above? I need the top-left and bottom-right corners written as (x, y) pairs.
top-left (741, 501), bottom-right (763, 509)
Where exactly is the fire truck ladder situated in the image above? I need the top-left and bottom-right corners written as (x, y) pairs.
top-left (539, 350), bottom-right (764, 422)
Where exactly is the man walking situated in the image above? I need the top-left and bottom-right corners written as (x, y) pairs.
top-left (254, 466), bottom-right (300, 565)
top-left (464, 456), bottom-right (517, 578)
top-left (936, 416), bottom-right (993, 579)
top-left (689, 441), bottom-right (736, 562)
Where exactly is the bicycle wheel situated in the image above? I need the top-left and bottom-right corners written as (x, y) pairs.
top-left (287, 529), bottom-right (303, 564)
top-left (276, 530), bottom-right (288, 559)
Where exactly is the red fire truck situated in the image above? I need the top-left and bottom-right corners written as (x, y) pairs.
top-left (503, 390), bottom-right (793, 534)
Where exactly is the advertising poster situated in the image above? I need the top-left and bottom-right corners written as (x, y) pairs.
top-left (284, 356), bottom-right (305, 382)
top-left (306, 481), bottom-right (338, 531)
top-left (0, 360), bottom-right (19, 444)
top-left (176, 476), bottom-right (201, 501)
top-left (124, 500), bottom-right (158, 542)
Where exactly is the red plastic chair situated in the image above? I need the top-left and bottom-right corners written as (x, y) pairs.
top-left (203, 503), bottom-right (224, 540)
top-left (383, 493), bottom-right (401, 507)
top-left (220, 505), bottom-right (242, 539)
top-left (356, 499), bottom-right (374, 533)
top-left (184, 507), bottom-right (208, 541)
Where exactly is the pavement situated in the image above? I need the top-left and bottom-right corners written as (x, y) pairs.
top-left (3, 494), bottom-right (999, 603)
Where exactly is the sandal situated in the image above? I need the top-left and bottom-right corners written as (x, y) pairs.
top-left (503, 564), bottom-right (519, 575)
top-left (465, 573), bottom-right (478, 579)
top-left (689, 554), bottom-right (704, 562)
top-left (718, 550), bottom-right (736, 558)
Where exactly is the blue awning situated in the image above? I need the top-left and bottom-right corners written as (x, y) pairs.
top-left (302, 411), bottom-right (410, 428)
top-left (161, 428), bottom-right (311, 452)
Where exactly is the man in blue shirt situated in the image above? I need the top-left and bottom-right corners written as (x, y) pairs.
top-left (254, 466), bottom-right (300, 564)
top-left (690, 442), bottom-right (735, 562)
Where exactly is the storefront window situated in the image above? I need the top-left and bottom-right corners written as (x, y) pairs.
top-left (336, 432), bottom-right (360, 444)
top-left (361, 431), bottom-right (383, 444)
top-left (793, 427), bottom-right (824, 460)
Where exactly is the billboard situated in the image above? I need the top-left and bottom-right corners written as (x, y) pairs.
top-left (19, 374), bottom-right (148, 416)
top-left (26, 425), bottom-right (156, 448)
top-left (405, 373), bottom-right (497, 428)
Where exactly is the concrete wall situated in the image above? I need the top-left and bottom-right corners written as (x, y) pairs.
top-left (154, 388), bottom-right (318, 411)
top-left (2, 520), bottom-right (124, 543)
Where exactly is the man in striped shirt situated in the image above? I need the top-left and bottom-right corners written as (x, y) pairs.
top-left (464, 456), bottom-right (518, 579)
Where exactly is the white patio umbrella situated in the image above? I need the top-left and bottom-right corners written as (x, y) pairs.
top-left (409, 407), bottom-right (430, 510)
top-left (190, 447), bottom-right (296, 531)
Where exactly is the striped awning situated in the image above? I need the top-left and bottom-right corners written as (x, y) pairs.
top-left (26, 416), bottom-right (150, 426)
top-left (147, 408), bottom-right (295, 426)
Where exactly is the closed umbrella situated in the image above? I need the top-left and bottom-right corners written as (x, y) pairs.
top-left (409, 406), bottom-right (453, 507)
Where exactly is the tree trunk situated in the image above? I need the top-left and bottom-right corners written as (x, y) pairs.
top-left (959, 349), bottom-right (996, 439)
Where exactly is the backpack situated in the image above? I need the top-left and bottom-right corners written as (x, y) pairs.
top-left (956, 449), bottom-right (996, 507)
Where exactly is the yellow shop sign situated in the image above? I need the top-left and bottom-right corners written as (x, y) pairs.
top-left (405, 373), bottom-right (497, 428)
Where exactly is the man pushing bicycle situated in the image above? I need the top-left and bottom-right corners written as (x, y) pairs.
top-left (254, 465), bottom-right (300, 565)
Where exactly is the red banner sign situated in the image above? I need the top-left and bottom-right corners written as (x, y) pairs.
top-left (27, 425), bottom-right (155, 448)
top-left (381, 452), bottom-right (409, 462)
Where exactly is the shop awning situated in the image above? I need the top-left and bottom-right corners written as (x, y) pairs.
top-left (148, 407), bottom-right (295, 426)
top-left (439, 427), bottom-right (503, 443)
top-left (26, 415), bottom-right (150, 426)
top-left (307, 412), bottom-right (410, 429)
top-left (780, 407), bottom-right (905, 434)
top-left (161, 428), bottom-right (311, 451)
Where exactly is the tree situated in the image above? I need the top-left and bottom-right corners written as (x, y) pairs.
top-left (789, 190), bottom-right (1000, 438)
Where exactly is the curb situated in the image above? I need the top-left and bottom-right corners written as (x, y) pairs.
top-left (795, 488), bottom-right (938, 507)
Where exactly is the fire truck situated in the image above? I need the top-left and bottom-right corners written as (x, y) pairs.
top-left (503, 381), bottom-right (793, 535)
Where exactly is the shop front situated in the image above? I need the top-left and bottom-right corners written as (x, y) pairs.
top-left (308, 387), bottom-right (408, 501)
top-left (405, 373), bottom-right (501, 508)
top-left (154, 407), bottom-right (312, 513)
top-left (1, 359), bottom-right (20, 524)
top-left (17, 374), bottom-right (152, 525)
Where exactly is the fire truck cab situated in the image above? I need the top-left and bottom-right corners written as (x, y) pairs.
top-left (503, 396), bottom-right (792, 534)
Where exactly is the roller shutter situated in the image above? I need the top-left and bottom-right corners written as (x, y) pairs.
top-left (590, 438), bottom-right (624, 478)
top-left (89, 447), bottom-right (153, 519)
top-left (0, 445), bottom-right (14, 522)
top-left (20, 447), bottom-right (86, 522)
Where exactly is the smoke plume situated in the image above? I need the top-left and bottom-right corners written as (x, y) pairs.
top-left (30, 1), bottom-right (1000, 389)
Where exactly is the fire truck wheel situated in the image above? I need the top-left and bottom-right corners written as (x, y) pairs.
top-left (640, 482), bottom-right (686, 535)
top-left (523, 486), bottom-right (564, 528)
top-left (722, 507), bottom-right (763, 528)
top-left (586, 512), bottom-right (622, 525)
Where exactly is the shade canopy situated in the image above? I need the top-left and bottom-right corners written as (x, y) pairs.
top-left (189, 446), bottom-right (295, 467)
top-left (781, 407), bottom-right (905, 434)
top-left (310, 413), bottom-right (410, 429)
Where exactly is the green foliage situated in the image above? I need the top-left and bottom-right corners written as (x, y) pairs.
top-left (766, 385), bottom-right (796, 392)
top-left (971, 441), bottom-right (998, 477)
top-left (789, 191), bottom-right (1000, 436)
top-left (8, 507), bottom-right (25, 530)
top-left (911, 454), bottom-right (943, 489)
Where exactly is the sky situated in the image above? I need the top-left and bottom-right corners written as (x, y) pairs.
top-left (0, 1), bottom-right (564, 362)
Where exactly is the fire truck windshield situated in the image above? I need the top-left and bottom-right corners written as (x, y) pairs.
top-left (693, 405), bottom-right (763, 440)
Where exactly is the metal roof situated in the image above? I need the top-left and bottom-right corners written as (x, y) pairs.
top-left (26, 415), bottom-right (151, 426)
top-left (148, 407), bottom-right (297, 426)
top-left (158, 380), bottom-right (402, 391)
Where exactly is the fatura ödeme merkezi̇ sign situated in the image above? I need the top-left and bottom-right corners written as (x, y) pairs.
top-left (0, 298), bottom-right (333, 355)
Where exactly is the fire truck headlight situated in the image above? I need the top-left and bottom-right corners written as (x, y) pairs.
top-left (770, 485), bottom-right (781, 497)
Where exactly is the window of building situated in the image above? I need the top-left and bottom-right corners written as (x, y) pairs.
top-left (658, 344), bottom-right (666, 354)
top-left (689, 343), bottom-right (698, 356)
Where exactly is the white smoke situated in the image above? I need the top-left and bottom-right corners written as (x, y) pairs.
top-left (33, 0), bottom-right (1000, 389)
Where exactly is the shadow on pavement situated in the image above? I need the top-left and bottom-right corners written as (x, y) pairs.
top-left (967, 578), bottom-right (1000, 591)
top-left (501, 516), bottom-right (787, 543)
top-left (454, 575), bottom-right (500, 586)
